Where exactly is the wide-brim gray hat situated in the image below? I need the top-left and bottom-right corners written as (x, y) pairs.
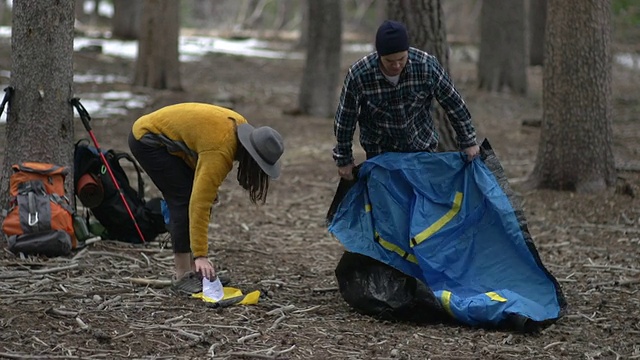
top-left (237, 123), bottom-right (284, 179)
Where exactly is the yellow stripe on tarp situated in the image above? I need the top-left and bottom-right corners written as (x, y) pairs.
top-left (411, 192), bottom-right (463, 247)
top-left (441, 290), bottom-right (455, 318)
top-left (367, 199), bottom-right (417, 264)
top-left (374, 232), bottom-right (418, 264)
top-left (486, 291), bottom-right (507, 302)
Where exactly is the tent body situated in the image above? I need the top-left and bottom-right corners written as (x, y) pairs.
top-left (328, 143), bottom-right (566, 330)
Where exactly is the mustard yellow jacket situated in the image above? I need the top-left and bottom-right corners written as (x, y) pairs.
top-left (131, 103), bottom-right (247, 257)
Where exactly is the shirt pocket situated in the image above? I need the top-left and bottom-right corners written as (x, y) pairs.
top-left (363, 99), bottom-right (399, 147)
top-left (405, 91), bottom-right (429, 122)
top-left (365, 99), bottom-right (392, 121)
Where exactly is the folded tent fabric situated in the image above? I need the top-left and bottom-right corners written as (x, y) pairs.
top-left (328, 140), bottom-right (566, 330)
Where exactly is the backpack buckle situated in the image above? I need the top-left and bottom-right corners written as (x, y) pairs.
top-left (27, 191), bottom-right (40, 226)
top-left (28, 212), bottom-right (39, 226)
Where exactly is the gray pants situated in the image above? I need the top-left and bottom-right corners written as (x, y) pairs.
top-left (128, 132), bottom-right (193, 253)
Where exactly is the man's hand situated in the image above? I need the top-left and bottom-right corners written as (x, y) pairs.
top-left (194, 257), bottom-right (215, 280)
top-left (463, 145), bottom-right (480, 162)
top-left (338, 163), bottom-right (355, 180)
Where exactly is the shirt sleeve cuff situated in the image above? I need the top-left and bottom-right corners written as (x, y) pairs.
top-left (458, 137), bottom-right (477, 149)
top-left (335, 158), bottom-right (354, 167)
top-left (333, 147), bottom-right (353, 167)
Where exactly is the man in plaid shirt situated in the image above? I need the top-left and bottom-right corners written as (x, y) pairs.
top-left (333, 20), bottom-right (480, 180)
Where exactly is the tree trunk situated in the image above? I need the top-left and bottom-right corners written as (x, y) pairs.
top-left (388, 0), bottom-right (458, 151)
top-left (297, 0), bottom-right (342, 117)
top-left (191, 0), bottom-right (215, 27)
top-left (1, 0), bottom-right (75, 205)
top-left (529, 0), bottom-right (547, 66)
top-left (75, 0), bottom-right (86, 23)
top-left (133, 0), bottom-right (183, 91)
top-left (295, 0), bottom-right (309, 49)
top-left (528, 0), bottom-right (615, 193)
top-left (86, 0), bottom-right (101, 26)
top-left (376, 0), bottom-right (387, 28)
top-left (282, 0), bottom-right (303, 31)
top-left (351, 0), bottom-right (375, 28)
top-left (477, 0), bottom-right (528, 95)
top-left (112, 0), bottom-right (142, 40)
top-left (244, 0), bottom-right (269, 30)
top-left (274, 0), bottom-right (296, 30)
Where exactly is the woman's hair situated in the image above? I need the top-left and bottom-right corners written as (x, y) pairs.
top-left (236, 143), bottom-right (270, 204)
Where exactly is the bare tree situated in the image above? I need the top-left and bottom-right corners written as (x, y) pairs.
top-left (191, 0), bottom-right (215, 27)
top-left (477, 0), bottom-right (528, 94)
top-left (273, 0), bottom-right (297, 30)
top-left (528, 0), bottom-right (615, 192)
top-left (442, 0), bottom-right (481, 44)
top-left (75, 0), bottom-right (86, 22)
top-left (112, 0), bottom-right (142, 40)
top-left (234, 0), bottom-right (263, 30)
top-left (0, 1), bottom-right (9, 25)
top-left (297, 0), bottom-right (342, 117)
top-left (244, 0), bottom-right (269, 29)
top-left (388, 0), bottom-right (458, 151)
top-left (375, 0), bottom-right (387, 29)
top-left (295, 0), bottom-right (309, 49)
top-left (350, 0), bottom-right (375, 29)
top-left (91, 0), bottom-right (102, 24)
top-left (133, 0), bottom-right (182, 91)
top-left (282, 0), bottom-right (304, 32)
top-left (1, 0), bottom-right (75, 204)
top-left (529, 0), bottom-right (547, 66)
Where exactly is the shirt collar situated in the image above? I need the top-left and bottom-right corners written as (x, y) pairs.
top-left (374, 55), bottom-right (413, 83)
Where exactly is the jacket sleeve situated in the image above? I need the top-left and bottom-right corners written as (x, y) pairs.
top-left (188, 150), bottom-right (233, 258)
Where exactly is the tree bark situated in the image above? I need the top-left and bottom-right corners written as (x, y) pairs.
top-left (388, 0), bottom-right (458, 151)
top-left (1, 0), bottom-right (76, 205)
top-left (297, 0), bottom-right (342, 117)
top-left (528, 0), bottom-right (615, 193)
top-left (477, 0), bottom-right (528, 95)
top-left (112, 0), bottom-right (142, 40)
top-left (133, 0), bottom-right (183, 91)
top-left (529, 0), bottom-right (547, 66)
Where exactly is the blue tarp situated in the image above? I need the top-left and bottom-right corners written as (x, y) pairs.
top-left (328, 151), bottom-right (565, 328)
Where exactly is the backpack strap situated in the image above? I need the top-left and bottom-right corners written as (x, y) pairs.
top-left (50, 193), bottom-right (74, 214)
top-left (112, 151), bottom-right (145, 201)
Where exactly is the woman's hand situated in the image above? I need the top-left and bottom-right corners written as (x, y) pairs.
top-left (194, 257), bottom-right (216, 280)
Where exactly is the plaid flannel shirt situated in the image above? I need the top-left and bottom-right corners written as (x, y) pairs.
top-left (333, 47), bottom-right (477, 167)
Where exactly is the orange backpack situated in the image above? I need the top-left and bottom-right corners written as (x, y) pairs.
top-left (2, 162), bottom-right (77, 256)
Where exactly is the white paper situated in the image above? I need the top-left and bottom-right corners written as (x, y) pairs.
top-left (202, 276), bottom-right (224, 302)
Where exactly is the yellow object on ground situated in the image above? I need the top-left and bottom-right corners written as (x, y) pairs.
top-left (192, 287), bottom-right (261, 307)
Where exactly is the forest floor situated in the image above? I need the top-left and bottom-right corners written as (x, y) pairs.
top-left (0, 31), bottom-right (639, 360)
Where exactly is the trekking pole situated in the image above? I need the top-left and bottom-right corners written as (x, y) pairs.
top-left (69, 98), bottom-right (146, 243)
top-left (0, 86), bottom-right (14, 116)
